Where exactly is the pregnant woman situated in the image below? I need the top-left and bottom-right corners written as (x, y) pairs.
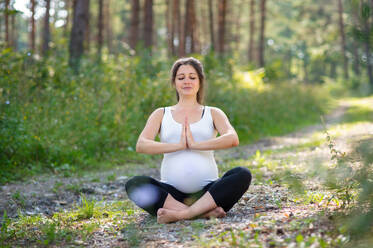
top-left (125, 57), bottom-right (252, 224)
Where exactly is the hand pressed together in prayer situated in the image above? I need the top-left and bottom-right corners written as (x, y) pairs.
top-left (185, 116), bottom-right (196, 149)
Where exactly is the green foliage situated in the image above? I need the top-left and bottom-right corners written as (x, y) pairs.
top-left (321, 118), bottom-right (373, 242)
top-left (121, 222), bottom-right (142, 247)
top-left (77, 194), bottom-right (95, 220)
top-left (66, 183), bottom-right (82, 195)
top-left (3, 199), bottom-right (136, 246)
top-left (344, 137), bottom-right (373, 239)
top-left (39, 222), bottom-right (58, 246)
top-left (323, 76), bottom-right (372, 98)
top-left (204, 53), bottom-right (331, 143)
top-left (11, 190), bottom-right (26, 208)
top-left (322, 126), bottom-right (358, 209)
top-left (0, 211), bottom-right (14, 247)
top-left (52, 181), bottom-right (64, 194)
top-left (0, 49), bottom-right (173, 183)
top-left (106, 173), bottom-right (116, 182)
top-left (0, 49), bottom-right (330, 183)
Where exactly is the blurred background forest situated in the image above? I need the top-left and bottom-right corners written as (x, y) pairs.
top-left (1, 0), bottom-right (373, 182)
top-left (1, 1), bottom-right (373, 247)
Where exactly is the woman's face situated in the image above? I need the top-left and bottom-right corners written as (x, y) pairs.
top-left (174, 65), bottom-right (200, 99)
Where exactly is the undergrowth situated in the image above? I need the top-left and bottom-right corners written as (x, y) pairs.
top-left (0, 197), bottom-right (137, 247)
top-left (0, 48), bottom-right (331, 183)
top-left (321, 121), bottom-right (373, 246)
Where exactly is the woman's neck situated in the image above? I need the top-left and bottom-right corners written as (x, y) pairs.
top-left (175, 96), bottom-right (200, 109)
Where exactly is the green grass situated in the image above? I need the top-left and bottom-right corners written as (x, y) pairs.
top-left (2, 199), bottom-right (137, 247)
top-left (2, 115), bottom-right (371, 246)
top-left (11, 191), bottom-right (26, 209)
top-left (191, 215), bottom-right (348, 248)
top-left (342, 97), bottom-right (373, 123)
top-left (66, 183), bottom-right (82, 194)
top-left (106, 173), bottom-right (116, 182)
top-left (76, 195), bottom-right (95, 220)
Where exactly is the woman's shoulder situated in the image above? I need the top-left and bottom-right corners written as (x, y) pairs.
top-left (149, 107), bottom-right (166, 120)
top-left (208, 106), bottom-right (226, 116)
top-left (207, 106), bottom-right (230, 123)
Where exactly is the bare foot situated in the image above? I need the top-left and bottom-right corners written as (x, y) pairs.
top-left (202, 207), bottom-right (226, 219)
top-left (157, 208), bottom-right (184, 224)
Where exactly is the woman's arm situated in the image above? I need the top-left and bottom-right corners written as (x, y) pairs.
top-left (136, 108), bottom-right (187, 154)
top-left (186, 107), bottom-right (239, 150)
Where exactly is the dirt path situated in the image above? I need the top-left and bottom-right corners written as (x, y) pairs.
top-left (1, 97), bottom-right (373, 247)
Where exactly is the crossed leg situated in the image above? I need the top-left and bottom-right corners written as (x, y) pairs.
top-left (125, 167), bottom-right (252, 224)
top-left (157, 192), bottom-right (224, 223)
top-left (157, 167), bottom-right (252, 223)
top-left (160, 193), bottom-right (226, 223)
top-left (125, 176), bottom-right (225, 221)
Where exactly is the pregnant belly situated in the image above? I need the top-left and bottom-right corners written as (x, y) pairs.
top-left (161, 151), bottom-right (218, 193)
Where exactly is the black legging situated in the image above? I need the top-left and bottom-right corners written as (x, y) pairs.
top-left (125, 167), bottom-right (252, 216)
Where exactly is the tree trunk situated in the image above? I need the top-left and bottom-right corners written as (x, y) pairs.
top-left (69, 0), bottom-right (90, 69)
top-left (199, 2), bottom-right (207, 52)
top-left (172, 0), bottom-right (179, 56)
top-left (143, 0), bottom-right (153, 50)
top-left (129, 0), bottom-right (140, 50)
top-left (166, 0), bottom-right (173, 56)
top-left (364, 37), bottom-right (373, 89)
top-left (330, 62), bottom-right (337, 78)
top-left (258, 0), bottom-right (266, 67)
top-left (170, 0), bottom-right (176, 56)
top-left (104, 0), bottom-right (113, 53)
top-left (184, 0), bottom-right (191, 54)
top-left (11, 9), bottom-right (17, 49)
top-left (191, 0), bottom-right (199, 53)
top-left (369, 0), bottom-right (373, 91)
top-left (183, 0), bottom-right (196, 54)
top-left (208, 0), bottom-right (215, 51)
top-left (30, 0), bottom-right (36, 52)
top-left (217, 0), bottom-right (227, 54)
top-left (248, 0), bottom-right (255, 63)
top-left (350, 2), bottom-right (362, 77)
top-left (363, 13), bottom-right (373, 90)
top-left (234, 0), bottom-right (244, 52)
top-left (287, 49), bottom-right (292, 77)
top-left (337, 0), bottom-right (349, 79)
top-left (0, 13), bottom-right (2, 44)
top-left (97, 0), bottom-right (103, 58)
top-left (42, 0), bottom-right (51, 56)
top-left (303, 59), bottom-right (309, 83)
top-left (352, 44), bottom-right (360, 75)
top-left (177, 0), bottom-right (184, 57)
top-left (184, 0), bottom-right (190, 54)
top-left (5, 0), bottom-right (10, 47)
top-left (85, 2), bottom-right (91, 52)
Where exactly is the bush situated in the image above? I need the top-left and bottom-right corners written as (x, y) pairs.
top-left (0, 49), bottom-right (331, 183)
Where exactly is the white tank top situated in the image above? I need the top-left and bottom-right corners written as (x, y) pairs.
top-left (160, 106), bottom-right (219, 193)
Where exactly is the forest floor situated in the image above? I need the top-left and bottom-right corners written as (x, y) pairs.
top-left (1, 97), bottom-right (373, 247)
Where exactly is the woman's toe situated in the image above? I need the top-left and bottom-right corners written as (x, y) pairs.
top-left (217, 207), bottom-right (226, 218)
top-left (157, 208), bottom-right (166, 217)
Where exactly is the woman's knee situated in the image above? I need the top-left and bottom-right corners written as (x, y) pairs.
top-left (235, 167), bottom-right (252, 185)
top-left (125, 176), bottom-right (162, 210)
top-left (125, 176), bottom-right (152, 193)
